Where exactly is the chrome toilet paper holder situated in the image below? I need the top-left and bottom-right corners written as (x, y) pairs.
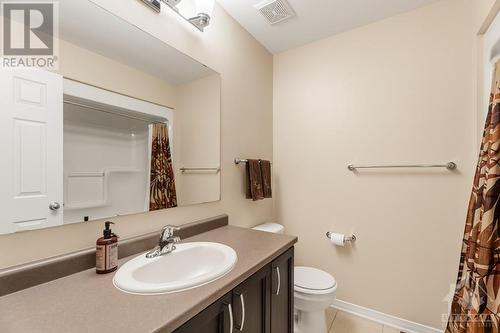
top-left (326, 232), bottom-right (357, 242)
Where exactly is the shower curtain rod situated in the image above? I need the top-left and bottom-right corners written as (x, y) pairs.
top-left (63, 100), bottom-right (165, 124)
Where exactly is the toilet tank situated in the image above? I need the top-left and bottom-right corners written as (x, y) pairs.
top-left (252, 223), bottom-right (285, 234)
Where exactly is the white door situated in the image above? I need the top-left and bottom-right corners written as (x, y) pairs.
top-left (0, 69), bottom-right (63, 234)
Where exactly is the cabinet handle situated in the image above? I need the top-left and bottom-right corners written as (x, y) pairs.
top-left (275, 266), bottom-right (281, 296)
top-left (224, 302), bottom-right (234, 333)
top-left (235, 292), bottom-right (245, 331)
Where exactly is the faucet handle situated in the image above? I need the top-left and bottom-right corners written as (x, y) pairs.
top-left (160, 225), bottom-right (181, 240)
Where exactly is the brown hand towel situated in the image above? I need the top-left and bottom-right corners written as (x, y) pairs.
top-left (246, 159), bottom-right (264, 201)
top-left (260, 160), bottom-right (272, 198)
top-left (245, 162), bottom-right (252, 199)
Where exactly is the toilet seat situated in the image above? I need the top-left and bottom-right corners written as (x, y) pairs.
top-left (294, 266), bottom-right (337, 295)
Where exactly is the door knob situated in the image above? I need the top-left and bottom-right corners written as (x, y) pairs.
top-left (49, 202), bottom-right (61, 211)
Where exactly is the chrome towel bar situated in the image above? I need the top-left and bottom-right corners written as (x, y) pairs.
top-left (234, 158), bottom-right (248, 164)
top-left (180, 167), bottom-right (220, 173)
top-left (347, 162), bottom-right (457, 171)
top-left (234, 158), bottom-right (272, 165)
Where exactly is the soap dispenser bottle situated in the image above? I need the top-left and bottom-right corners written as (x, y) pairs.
top-left (96, 221), bottom-right (118, 274)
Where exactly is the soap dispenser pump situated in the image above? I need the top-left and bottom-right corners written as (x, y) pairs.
top-left (96, 221), bottom-right (118, 274)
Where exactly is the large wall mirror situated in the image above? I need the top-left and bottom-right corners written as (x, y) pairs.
top-left (0, 0), bottom-right (221, 234)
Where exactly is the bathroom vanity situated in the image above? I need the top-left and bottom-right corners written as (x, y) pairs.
top-left (175, 247), bottom-right (293, 333)
top-left (0, 216), bottom-right (297, 333)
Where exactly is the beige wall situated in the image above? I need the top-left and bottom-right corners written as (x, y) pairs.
top-left (0, 1), bottom-right (273, 268)
top-left (274, 0), bottom-right (477, 328)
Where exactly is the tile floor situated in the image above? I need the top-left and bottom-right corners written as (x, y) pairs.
top-left (326, 308), bottom-right (402, 333)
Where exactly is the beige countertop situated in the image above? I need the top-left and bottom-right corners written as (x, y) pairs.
top-left (0, 226), bottom-right (296, 333)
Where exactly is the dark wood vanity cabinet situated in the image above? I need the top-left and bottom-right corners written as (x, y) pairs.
top-left (270, 248), bottom-right (294, 333)
top-left (174, 292), bottom-right (234, 333)
top-left (174, 247), bottom-right (294, 333)
top-left (232, 264), bottom-right (271, 332)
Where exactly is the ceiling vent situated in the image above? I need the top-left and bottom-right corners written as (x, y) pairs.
top-left (254, 0), bottom-right (295, 25)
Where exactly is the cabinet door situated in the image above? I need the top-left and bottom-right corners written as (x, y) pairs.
top-left (271, 248), bottom-right (294, 333)
top-left (233, 265), bottom-right (271, 333)
top-left (175, 293), bottom-right (234, 333)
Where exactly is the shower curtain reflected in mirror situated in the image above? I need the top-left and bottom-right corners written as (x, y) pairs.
top-left (147, 123), bottom-right (177, 211)
top-left (446, 62), bottom-right (500, 333)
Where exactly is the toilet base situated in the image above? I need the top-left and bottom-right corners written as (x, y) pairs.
top-left (294, 309), bottom-right (328, 333)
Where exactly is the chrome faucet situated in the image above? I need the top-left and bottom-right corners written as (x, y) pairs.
top-left (145, 225), bottom-right (181, 258)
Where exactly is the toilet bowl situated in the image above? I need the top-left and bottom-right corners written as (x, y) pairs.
top-left (252, 223), bottom-right (337, 333)
top-left (294, 266), bottom-right (337, 333)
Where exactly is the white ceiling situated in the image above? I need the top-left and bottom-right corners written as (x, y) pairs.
top-left (217, 0), bottom-right (439, 54)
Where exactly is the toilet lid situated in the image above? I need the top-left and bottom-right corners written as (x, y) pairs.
top-left (294, 266), bottom-right (336, 294)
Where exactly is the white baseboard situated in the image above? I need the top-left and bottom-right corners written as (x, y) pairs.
top-left (331, 300), bottom-right (444, 333)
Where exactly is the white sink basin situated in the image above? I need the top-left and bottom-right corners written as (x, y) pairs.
top-left (113, 242), bottom-right (237, 295)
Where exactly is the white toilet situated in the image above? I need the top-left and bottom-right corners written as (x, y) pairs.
top-left (252, 223), bottom-right (337, 333)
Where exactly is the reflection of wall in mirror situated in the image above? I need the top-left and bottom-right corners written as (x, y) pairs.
top-left (175, 74), bottom-right (221, 206)
top-left (57, 39), bottom-right (177, 108)
top-left (55, 37), bottom-right (221, 219)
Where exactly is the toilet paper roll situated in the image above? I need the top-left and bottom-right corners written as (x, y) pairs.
top-left (328, 232), bottom-right (345, 247)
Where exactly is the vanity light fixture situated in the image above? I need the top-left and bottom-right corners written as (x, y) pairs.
top-left (139, 0), bottom-right (215, 31)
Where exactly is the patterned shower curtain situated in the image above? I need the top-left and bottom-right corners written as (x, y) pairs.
top-left (445, 63), bottom-right (500, 332)
top-left (149, 123), bottom-right (177, 210)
